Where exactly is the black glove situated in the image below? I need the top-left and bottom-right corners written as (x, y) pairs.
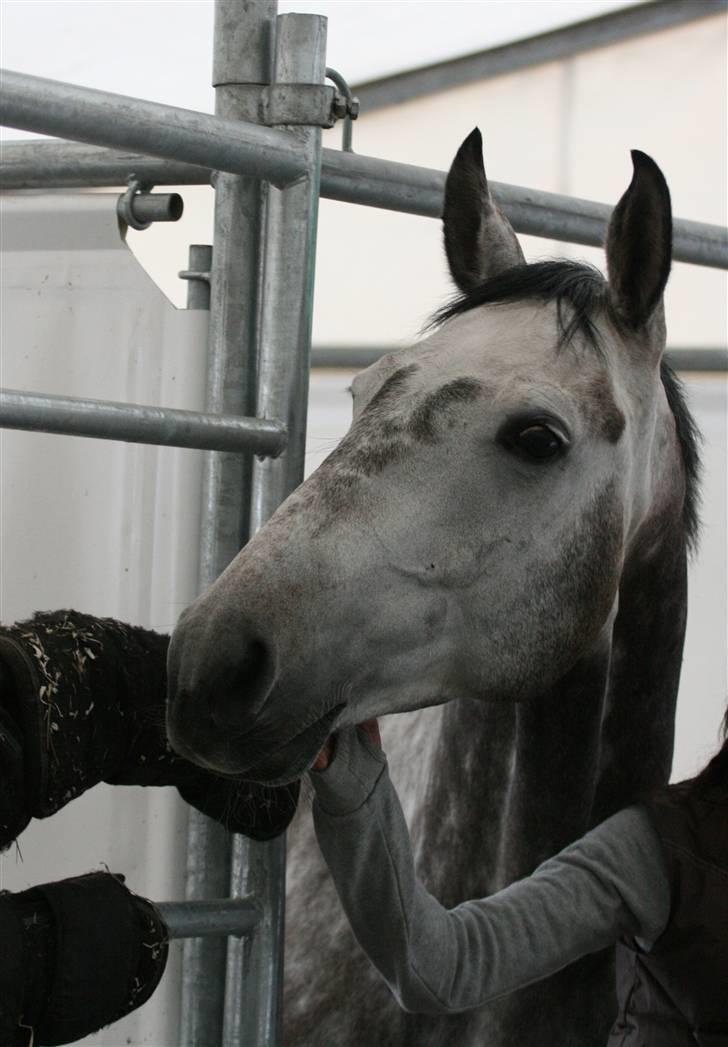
top-left (0, 871), bottom-right (167, 1046)
top-left (0, 676), bottom-right (26, 847)
top-left (0, 610), bottom-right (298, 848)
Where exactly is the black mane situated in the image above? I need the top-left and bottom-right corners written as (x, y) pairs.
top-left (429, 259), bottom-right (701, 551)
top-left (429, 260), bottom-right (608, 349)
top-left (660, 359), bottom-right (701, 552)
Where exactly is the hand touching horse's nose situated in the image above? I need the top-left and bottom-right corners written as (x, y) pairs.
top-left (312, 719), bottom-right (381, 771)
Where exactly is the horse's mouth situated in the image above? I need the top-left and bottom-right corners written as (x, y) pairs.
top-left (228, 703), bottom-right (345, 786)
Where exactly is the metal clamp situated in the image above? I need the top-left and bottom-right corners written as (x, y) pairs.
top-left (326, 67), bottom-right (359, 152)
top-left (117, 176), bottom-right (184, 230)
top-left (263, 83), bottom-right (337, 127)
top-left (228, 84), bottom-right (335, 128)
top-left (224, 81), bottom-right (359, 131)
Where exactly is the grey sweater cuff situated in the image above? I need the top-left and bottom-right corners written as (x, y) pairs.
top-left (309, 727), bottom-right (387, 816)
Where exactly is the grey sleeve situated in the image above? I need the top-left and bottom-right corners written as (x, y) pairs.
top-left (311, 729), bottom-right (671, 1015)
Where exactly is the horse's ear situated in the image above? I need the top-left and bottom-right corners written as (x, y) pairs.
top-left (606, 151), bottom-right (672, 332)
top-left (443, 128), bottom-right (524, 292)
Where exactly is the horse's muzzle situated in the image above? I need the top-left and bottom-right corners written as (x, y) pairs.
top-left (167, 688), bottom-right (344, 784)
top-left (227, 703), bottom-right (345, 784)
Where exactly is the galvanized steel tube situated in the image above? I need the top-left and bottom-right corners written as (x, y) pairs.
top-left (159, 899), bottom-right (262, 940)
top-left (119, 191), bottom-right (184, 226)
top-left (0, 68), bottom-right (306, 188)
top-left (180, 4), bottom-right (278, 1045)
top-left (319, 151), bottom-right (728, 269)
top-left (2, 138), bottom-right (726, 269)
top-left (0, 140), bottom-right (212, 187)
top-left (310, 345), bottom-right (728, 373)
top-left (0, 389), bottom-right (286, 455)
top-left (221, 13), bottom-right (327, 1047)
top-left (224, 836), bottom-right (288, 1046)
top-left (248, 21), bottom-right (326, 525)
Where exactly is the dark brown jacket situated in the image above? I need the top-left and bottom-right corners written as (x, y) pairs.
top-left (608, 784), bottom-right (728, 1046)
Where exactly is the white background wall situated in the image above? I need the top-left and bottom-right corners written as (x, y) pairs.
top-left (0, 196), bottom-right (204, 1046)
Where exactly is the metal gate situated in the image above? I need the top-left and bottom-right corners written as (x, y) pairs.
top-left (1, 2), bottom-right (727, 1044)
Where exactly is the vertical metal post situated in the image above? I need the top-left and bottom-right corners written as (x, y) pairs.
top-left (183, 244), bottom-right (212, 311)
top-left (181, 3), bottom-right (277, 1044)
top-left (222, 13), bottom-right (327, 1046)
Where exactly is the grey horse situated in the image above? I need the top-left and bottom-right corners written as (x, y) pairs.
top-left (167, 130), bottom-right (699, 1046)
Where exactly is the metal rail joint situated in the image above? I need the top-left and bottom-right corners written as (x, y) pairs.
top-left (229, 82), bottom-right (355, 128)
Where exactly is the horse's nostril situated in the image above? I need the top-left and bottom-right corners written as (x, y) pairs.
top-left (240, 639), bottom-right (267, 682)
top-left (210, 636), bottom-right (276, 729)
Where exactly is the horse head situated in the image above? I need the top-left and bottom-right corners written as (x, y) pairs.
top-left (167, 130), bottom-right (691, 789)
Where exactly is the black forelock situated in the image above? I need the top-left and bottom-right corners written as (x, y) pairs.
top-left (429, 259), bottom-right (608, 350)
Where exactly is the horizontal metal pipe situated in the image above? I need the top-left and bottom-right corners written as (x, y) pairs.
top-left (663, 348), bottom-right (728, 373)
top-left (310, 346), bottom-right (728, 373)
top-left (0, 69), bottom-right (307, 188)
top-left (0, 388), bottom-right (287, 456)
top-left (2, 138), bottom-right (727, 269)
top-left (127, 192), bottom-right (184, 224)
top-left (157, 899), bottom-right (262, 939)
top-left (0, 141), bottom-right (213, 187)
top-left (320, 151), bottom-right (728, 269)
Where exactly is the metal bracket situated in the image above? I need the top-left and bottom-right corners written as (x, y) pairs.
top-left (326, 67), bottom-right (359, 152)
top-left (178, 268), bottom-right (211, 286)
top-left (264, 83), bottom-right (336, 127)
top-left (117, 176), bottom-right (184, 230)
top-left (229, 83), bottom-right (358, 129)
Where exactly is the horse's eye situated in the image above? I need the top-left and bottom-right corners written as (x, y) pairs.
top-left (508, 424), bottom-right (565, 461)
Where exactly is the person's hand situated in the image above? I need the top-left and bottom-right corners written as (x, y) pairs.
top-left (312, 719), bottom-right (381, 771)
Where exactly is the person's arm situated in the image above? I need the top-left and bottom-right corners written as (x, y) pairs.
top-left (310, 727), bottom-right (671, 1015)
top-left (0, 610), bottom-right (298, 845)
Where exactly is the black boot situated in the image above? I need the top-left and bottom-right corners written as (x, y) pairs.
top-left (0, 661), bottom-right (27, 845)
top-left (0, 610), bottom-right (299, 849)
top-left (0, 871), bottom-right (168, 1046)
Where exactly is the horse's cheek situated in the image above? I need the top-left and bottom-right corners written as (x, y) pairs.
top-left (465, 483), bottom-right (623, 698)
top-left (535, 486), bottom-right (623, 676)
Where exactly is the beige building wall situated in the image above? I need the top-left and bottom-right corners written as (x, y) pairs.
top-left (311, 12), bottom-right (727, 349)
top-left (129, 13), bottom-right (726, 350)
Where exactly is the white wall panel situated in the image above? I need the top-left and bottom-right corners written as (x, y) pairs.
top-left (0, 193), bottom-right (210, 1045)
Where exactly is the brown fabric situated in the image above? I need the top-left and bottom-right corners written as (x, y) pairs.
top-left (608, 784), bottom-right (728, 1046)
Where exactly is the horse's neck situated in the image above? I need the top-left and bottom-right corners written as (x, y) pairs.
top-left (592, 515), bottom-right (688, 821)
top-left (408, 653), bottom-right (611, 906)
top-left (403, 516), bottom-right (688, 908)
